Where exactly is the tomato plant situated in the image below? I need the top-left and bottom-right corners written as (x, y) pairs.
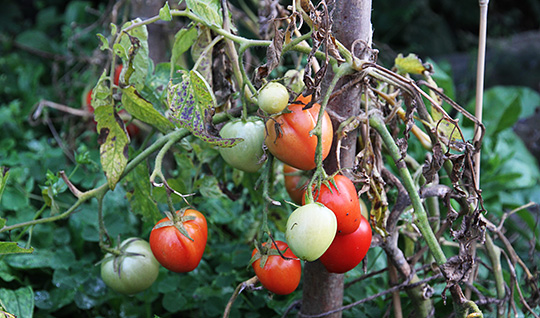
top-left (319, 214), bottom-right (372, 273)
top-left (283, 164), bottom-right (308, 204)
top-left (303, 175), bottom-right (361, 235)
top-left (265, 95), bottom-right (333, 170)
top-left (251, 240), bottom-right (301, 295)
top-left (149, 209), bottom-right (208, 273)
top-left (285, 203), bottom-right (337, 261)
top-left (218, 118), bottom-right (266, 172)
top-left (258, 82), bottom-right (289, 114)
top-left (100, 237), bottom-right (160, 295)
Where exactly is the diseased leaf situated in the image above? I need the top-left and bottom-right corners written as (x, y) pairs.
top-left (167, 70), bottom-right (241, 147)
top-left (117, 19), bottom-right (149, 91)
top-left (255, 27), bottom-right (284, 83)
top-left (191, 26), bottom-right (213, 87)
top-left (186, 0), bottom-right (222, 26)
top-left (125, 163), bottom-right (162, 224)
top-left (0, 242), bottom-right (34, 255)
top-left (121, 86), bottom-right (175, 133)
top-left (171, 27), bottom-right (197, 69)
top-left (95, 106), bottom-right (129, 190)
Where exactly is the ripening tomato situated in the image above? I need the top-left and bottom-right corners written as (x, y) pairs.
top-left (265, 95), bottom-right (333, 171)
top-left (149, 209), bottom-right (207, 273)
top-left (303, 175), bottom-right (361, 235)
top-left (100, 238), bottom-right (160, 294)
top-left (251, 240), bottom-right (301, 295)
top-left (114, 64), bottom-right (123, 86)
top-left (283, 164), bottom-right (308, 204)
top-left (319, 214), bottom-right (372, 273)
top-left (285, 203), bottom-right (337, 261)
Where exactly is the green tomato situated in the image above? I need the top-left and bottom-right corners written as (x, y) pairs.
top-left (285, 203), bottom-right (337, 261)
top-left (258, 82), bottom-right (289, 114)
top-left (101, 238), bottom-right (160, 295)
top-left (219, 118), bottom-right (265, 172)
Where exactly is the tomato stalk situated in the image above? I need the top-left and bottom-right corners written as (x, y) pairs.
top-left (369, 113), bottom-right (447, 266)
top-left (305, 63), bottom-right (352, 204)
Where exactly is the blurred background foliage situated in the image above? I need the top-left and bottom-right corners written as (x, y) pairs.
top-left (0, 0), bottom-right (539, 317)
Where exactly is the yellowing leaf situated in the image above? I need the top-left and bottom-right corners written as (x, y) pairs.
top-left (395, 53), bottom-right (428, 75)
top-left (95, 106), bottom-right (129, 190)
top-left (121, 86), bottom-right (175, 134)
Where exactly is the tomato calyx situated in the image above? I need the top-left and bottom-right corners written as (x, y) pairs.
top-left (249, 238), bottom-right (298, 269)
top-left (98, 238), bottom-right (147, 278)
top-left (152, 209), bottom-right (196, 241)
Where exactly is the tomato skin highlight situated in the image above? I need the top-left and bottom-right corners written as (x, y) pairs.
top-left (265, 95), bottom-right (333, 171)
top-left (319, 214), bottom-right (372, 273)
top-left (303, 175), bottom-right (361, 235)
top-left (149, 209), bottom-right (208, 273)
top-left (100, 238), bottom-right (160, 295)
top-left (251, 241), bottom-right (301, 295)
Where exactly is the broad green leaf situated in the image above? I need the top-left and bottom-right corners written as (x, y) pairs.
top-left (171, 27), bottom-right (197, 69)
top-left (159, 2), bottom-right (172, 21)
top-left (167, 70), bottom-right (241, 147)
top-left (186, 0), bottom-right (223, 26)
top-left (117, 19), bottom-right (150, 91)
top-left (0, 242), bottom-right (34, 255)
top-left (395, 53), bottom-right (428, 75)
top-left (0, 286), bottom-right (34, 318)
top-left (121, 86), bottom-right (175, 133)
top-left (95, 106), bottom-right (129, 190)
top-left (195, 176), bottom-right (224, 199)
top-left (125, 162), bottom-right (162, 224)
top-left (0, 167), bottom-right (9, 203)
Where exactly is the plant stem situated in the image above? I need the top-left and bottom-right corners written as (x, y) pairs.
top-left (484, 233), bottom-right (505, 318)
top-left (369, 113), bottom-right (447, 266)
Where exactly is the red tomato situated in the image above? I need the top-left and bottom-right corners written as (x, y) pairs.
top-left (149, 209), bottom-right (207, 273)
top-left (251, 241), bottom-right (301, 295)
top-left (114, 64), bottom-right (123, 86)
top-left (265, 95), bottom-right (333, 170)
top-left (303, 175), bottom-right (361, 235)
top-left (319, 214), bottom-right (372, 273)
top-left (283, 164), bottom-right (308, 204)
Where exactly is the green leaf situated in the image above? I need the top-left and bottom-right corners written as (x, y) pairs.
top-left (394, 53), bottom-right (428, 75)
top-left (171, 27), bottom-right (197, 69)
top-left (125, 162), bottom-right (162, 224)
top-left (117, 19), bottom-right (150, 91)
top-left (159, 2), bottom-right (172, 21)
top-left (0, 286), bottom-right (34, 318)
top-left (95, 105), bottom-right (129, 190)
top-left (0, 242), bottom-right (34, 255)
top-left (96, 33), bottom-right (109, 51)
top-left (195, 175), bottom-right (224, 199)
top-left (121, 86), bottom-right (175, 133)
top-left (0, 167), bottom-right (9, 203)
top-left (186, 0), bottom-right (223, 26)
top-left (167, 70), bottom-right (241, 147)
